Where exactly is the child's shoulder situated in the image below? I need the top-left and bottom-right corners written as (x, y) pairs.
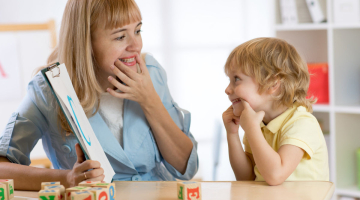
top-left (281, 104), bottom-right (320, 133)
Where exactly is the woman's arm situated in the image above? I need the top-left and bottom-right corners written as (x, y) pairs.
top-left (0, 156), bottom-right (69, 190)
top-left (139, 93), bottom-right (193, 174)
top-left (0, 144), bottom-right (104, 190)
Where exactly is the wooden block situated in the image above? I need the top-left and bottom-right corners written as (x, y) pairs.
top-left (44, 185), bottom-right (65, 200)
top-left (65, 187), bottom-right (91, 200)
top-left (87, 187), bottom-right (108, 200)
top-left (78, 181), bottom-right (102, 187)
top-left (177, 182), bottom-right (202, 200)
top-left (91, 183), bottom-right (115, 200)
top-left (0, 183), bottom-right (8, 200)
top-left (0, 179), bottom-right (14, 199)
top-left (41, 182), bottom-right (60, 190)
top-left (38, 189), bottom-right (61, 200)
top-left (70, 191), bottom-right (93, 200)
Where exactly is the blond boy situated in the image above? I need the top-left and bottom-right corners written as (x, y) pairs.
top-left (222, 37), bottom-right (329, 185)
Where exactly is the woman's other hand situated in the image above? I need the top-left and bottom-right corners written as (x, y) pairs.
top-left (65, 143), bottom-right (105, 187)
top-left (222, 105), bottom-right (240, 134)
top-left (107, 53), bottom-right (158, 106)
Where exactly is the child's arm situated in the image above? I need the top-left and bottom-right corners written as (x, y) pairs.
top-left (240, 101), bottom-right (304, 185)
top-left (223, 106), bottom-right (255, 180)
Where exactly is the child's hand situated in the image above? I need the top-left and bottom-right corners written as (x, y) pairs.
top-left (222, 106), bottom-right (240, 134)
top-left (240, 100), bottom-right (265, 132)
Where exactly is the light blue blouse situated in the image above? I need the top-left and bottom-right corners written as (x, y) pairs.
top-left (0, 54), bottom-right (198, 181)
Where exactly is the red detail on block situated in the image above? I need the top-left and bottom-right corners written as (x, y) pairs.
top-left (83, 195), bottom-right (92, 200)
top-left (307, 63), bottom-right (329, 104)
top-left (99, 191), bottom-right (108, 200)
top-left (187, 187), bottom-right (200, 200)
top-left (68, 192), bottom-right (71, 197)
top-left (0, 62), bottom-right (7, 78)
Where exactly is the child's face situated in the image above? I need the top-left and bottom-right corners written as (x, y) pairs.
top-left (92, 20), bottom-right (143, 78)
top-left (225, 69), bottom-right (271, 117)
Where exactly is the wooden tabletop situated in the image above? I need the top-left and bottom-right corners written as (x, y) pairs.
top-left (14, 181), bottom-right (335, 200)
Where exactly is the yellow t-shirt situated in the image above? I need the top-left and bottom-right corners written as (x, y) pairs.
top-left (243, 104), bottom-right (329, 181)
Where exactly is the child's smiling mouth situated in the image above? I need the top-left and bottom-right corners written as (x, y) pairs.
top-left (231, 98), bottom-right (242, 105)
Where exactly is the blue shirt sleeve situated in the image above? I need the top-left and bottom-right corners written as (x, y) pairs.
top-left (145, 54), bottom-right (199, 180)
top-left (0, 73), bottom-right (50, 165)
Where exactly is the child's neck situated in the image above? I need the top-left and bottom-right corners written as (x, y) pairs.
top-left (262, 104), bottom-right (289, 125)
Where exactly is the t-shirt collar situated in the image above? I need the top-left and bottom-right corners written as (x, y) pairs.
top-left (261, 104), bottom-right (298, 134)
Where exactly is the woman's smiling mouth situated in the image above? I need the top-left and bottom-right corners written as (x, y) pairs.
top-left (119, 56), bottom-right (136, 66)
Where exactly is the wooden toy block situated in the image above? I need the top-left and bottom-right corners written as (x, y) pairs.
top-left (0, 179), bottom-right (14, 199)
top-left (87, 187), bottom-right (108, 200)
top-left (38, 189), bottom-right (61, 200)
top-left (41, 182), bottom-right (61, 190)
top-left (44, 185), bottom-right (65, 200)
top-left (70, 191), bottom-right (93, 200)
top-left (177, 182), bottom-right (202, 200)
top-left (65, 187), bottom-right (91, 200)
top-left (0, 183), bottom-right (8, 200)
top-left (91, 183), bottom-right (115, 200)
top-left (78, 181), bottom-right (102, 187)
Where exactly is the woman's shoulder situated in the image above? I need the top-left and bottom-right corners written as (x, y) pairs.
top-left (27, 71), bottom-right (56, 108)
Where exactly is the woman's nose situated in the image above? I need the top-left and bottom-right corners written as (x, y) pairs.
top-left (126, 35), bottom-right (142, 52)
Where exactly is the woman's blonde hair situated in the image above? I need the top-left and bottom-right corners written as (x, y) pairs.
top-left (41, 0), bottom-right (142, 135)
top-left (224, 37), bottom-right (316, 112)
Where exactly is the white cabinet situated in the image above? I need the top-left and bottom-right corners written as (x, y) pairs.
top-left (275, 0), bottom-right (360, 199)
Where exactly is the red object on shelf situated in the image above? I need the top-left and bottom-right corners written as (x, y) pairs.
top-left (307, 63), bottom-right (329, 104)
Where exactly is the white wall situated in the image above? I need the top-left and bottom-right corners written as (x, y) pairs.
top-left (0, 0), bottom-right (275, 180)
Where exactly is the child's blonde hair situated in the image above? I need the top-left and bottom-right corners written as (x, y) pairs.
top-left (224, 37), bottom-right (315, 112)
top-left (40, 0), bottom-right (142, 135)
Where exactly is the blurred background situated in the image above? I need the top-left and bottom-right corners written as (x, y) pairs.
top-left (1, 1), bottom-right (360, 199)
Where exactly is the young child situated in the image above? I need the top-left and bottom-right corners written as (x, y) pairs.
top-left (222, 37), bottom-right (329, 186)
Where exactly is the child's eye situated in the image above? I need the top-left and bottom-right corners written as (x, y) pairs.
top-left (235, 77), bottom-right (241, 81)
top-left (115, 36), bottom-right (125, 41)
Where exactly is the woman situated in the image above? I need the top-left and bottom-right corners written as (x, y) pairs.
top-left (0, 0), bottom-right (198, 190)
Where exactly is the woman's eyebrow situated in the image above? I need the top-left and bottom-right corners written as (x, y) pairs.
top-left (111, 28), bottom-right (126, 35)
top-left (111, 22), bottom-right (143, 35)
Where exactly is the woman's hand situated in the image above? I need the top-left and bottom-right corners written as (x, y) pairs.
top-left (239, 100), bottom-right (264, 133)
top-left (107, 54), bottom-right (158, 107)
top-left (222, 105), bottom-right (240, 134)
top-left (65, 143), bottom-right (105, 188)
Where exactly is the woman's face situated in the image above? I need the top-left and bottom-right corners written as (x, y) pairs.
top-left (92, 21), bottom-right (143, 84)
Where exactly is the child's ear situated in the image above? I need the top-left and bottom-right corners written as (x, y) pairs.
top-left (268, 80), bottom-right (281, 95)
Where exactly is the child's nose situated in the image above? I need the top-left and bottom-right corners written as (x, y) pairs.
top-left (225, 85), bottom-right (232, 95)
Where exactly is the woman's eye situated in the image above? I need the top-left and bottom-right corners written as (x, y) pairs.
top-left (136, 29), bottom-right (142, 34)
top-left (115, 36), bottom-right (125, 41)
